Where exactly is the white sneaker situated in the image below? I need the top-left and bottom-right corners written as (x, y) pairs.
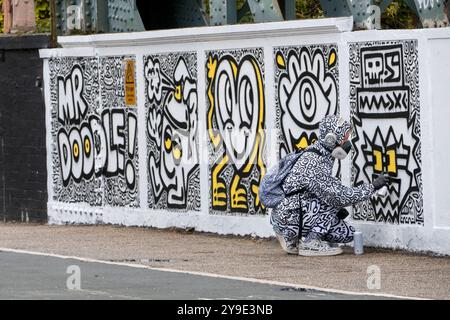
top-left (276, 233), bottom-right (298, 254)
top-left (298, 239), bottom-right (343, 256)
top-left (325, 241), bottom-right (342, 248)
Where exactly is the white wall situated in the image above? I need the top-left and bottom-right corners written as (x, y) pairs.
top-left (40, 18), bottom-right (450, 255)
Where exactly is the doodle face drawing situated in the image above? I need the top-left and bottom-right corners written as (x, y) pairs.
top-left (275, 46), bottom-right (339, 158)
top-left (350, 41), bottom-right (423, 225)
top-left (145, 53), bottom-right (200, 210)
top-left (206, 48), bottom-right (266, 215)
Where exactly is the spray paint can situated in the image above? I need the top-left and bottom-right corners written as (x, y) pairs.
top-left (377, 185), bottom-right (388, 198)
top-left (353, 231), bottom-right (364, 255)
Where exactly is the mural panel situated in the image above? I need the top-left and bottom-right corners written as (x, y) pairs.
top-left (349, 40), bottom-right (423, 225)
top-left (274, 44), bottom-right (341, 176)
top-left (206, 48), bottom-right (266, 215)
top-left (144, 52), bottom-right (200, 210)
top-left (49, 57), bottom-right (102, 206)
top-left (99, 56), bottom-right (140, 208)
top-left (49, 56), bottom-right (139, 207)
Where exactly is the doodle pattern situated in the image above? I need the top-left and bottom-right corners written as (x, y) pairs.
top-left (49, 57), bottom-right (102, 206)
top-left (271, 116), bottom-right (373, 244)
top-left (144, 52), bottom-right (200, 210)
top-left (49, 56), bottom-right (139, 208)
top-left (100, 56), bottom-right (140, 208)
top-left (274, 45), bottom-right (339, 158)
top-left (206, 48), bottom-right (266, 215)
top-left (349, 40), bottom-right (423, 225)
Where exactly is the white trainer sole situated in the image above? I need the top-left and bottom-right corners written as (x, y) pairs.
top-left (298, 247), bottom-right (343, 257)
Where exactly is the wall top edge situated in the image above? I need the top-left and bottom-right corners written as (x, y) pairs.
top-left (39, 47), bottom-right (95, 58)
top-left (54, 17), bottom-right (353, 49)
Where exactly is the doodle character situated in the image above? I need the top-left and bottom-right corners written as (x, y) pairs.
top-left (277, 47), bottom-right (338, 158)
top-left (146, 57), bottom-right (198, 209)
top-left (206, 53), bottom-right (266, 213)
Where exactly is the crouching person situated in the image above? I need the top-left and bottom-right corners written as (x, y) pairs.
top-left (270, 115), bottom-right (388, 256)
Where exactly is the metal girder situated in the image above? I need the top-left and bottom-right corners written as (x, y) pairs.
top-left (106, 0), bottom-right (144, 33)
top-left (55, 0), bottom-right (144, 35)
top-left (349, 0), bottom-right (383, 30)
top-left (320, 0), bottom-right (393, 30)
top-left (246, 0), bottom-right (284, 22)
top-left (210, 0), bottom-right (295, 25)
top-left (209, 0), bottom-right (237, 25)
top-left (405, 0), bottom-right (449, 28)
top-left (280, 0), bottom-right (296, 20)
top-left (170, 0), bottom-right (208, 27)
top-left (318, 0), bottom-right (352, 17)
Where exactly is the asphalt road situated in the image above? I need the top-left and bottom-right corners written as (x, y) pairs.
top-left (0, 251), bottom-right (391, 300)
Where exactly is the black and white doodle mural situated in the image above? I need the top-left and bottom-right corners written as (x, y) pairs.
top-left (100, 56), bottom-right (140, 208)
top-left (349, 40), bottom-right (423, 225)
top-left (49, 56), bottom-right (139, 207)
top-left (50, 57), bottom-right (102, 206)
top-left (274, 44), bottom-right (340, 174)
top-left (144, 52), bottom-right (200, 210)
top-left (206, 48), bottom-right (266, 215)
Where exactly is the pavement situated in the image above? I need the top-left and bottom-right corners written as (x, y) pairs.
top-left (0, 251), bottom-right (389, 300)
top-left (0, 223), bottom-right (449, 300)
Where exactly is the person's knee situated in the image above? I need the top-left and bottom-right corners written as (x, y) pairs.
top-left (342, 225), bottom-right (356, 243)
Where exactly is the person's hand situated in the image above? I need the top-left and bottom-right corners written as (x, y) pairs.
top-left (373, 173), bottom-right (388, 190)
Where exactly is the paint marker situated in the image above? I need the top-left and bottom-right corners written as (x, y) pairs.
top-left (353, 231), bottom-right (364, 255)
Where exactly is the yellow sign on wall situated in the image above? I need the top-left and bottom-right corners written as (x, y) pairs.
top-left (125, 59), bottom-right (136, 106)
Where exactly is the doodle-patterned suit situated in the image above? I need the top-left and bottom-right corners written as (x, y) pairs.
top-left (270, 116), bottom-right (376, 245)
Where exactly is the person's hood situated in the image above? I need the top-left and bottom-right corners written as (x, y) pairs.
top-left (318, 115), bottom-right (352, 152)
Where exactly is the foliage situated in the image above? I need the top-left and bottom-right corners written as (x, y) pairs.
top-left (0, 0), bottom-right (3, 33)
top-left (35, 0), bottom-right (51, 33)
top-left (382, 1), bottom-right (418, 29)
top-left (295, 0), bottom-right (324, 19)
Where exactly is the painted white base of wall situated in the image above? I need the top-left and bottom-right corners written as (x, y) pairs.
top-left (351, 222), bottom-right (450, 256)
top-left (48, 202), bottom-right (450, 256)
top-left (48, 202), bottom-right (275, 238)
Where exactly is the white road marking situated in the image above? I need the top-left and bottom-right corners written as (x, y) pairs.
top-left (0, 247), bottom-right (428, 300)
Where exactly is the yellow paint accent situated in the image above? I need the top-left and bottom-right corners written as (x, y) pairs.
top-left (295, 136), bottom-right (309, 149)
top-left (174, 85), bottom-right (182, 102)
top-left (230, 60), bottom-right (238, 77)
top-left (207, 55), bottom-right (217, 79)
top-left (173, 146), bottom-right (182, 160)
top-left (242, 59), bottom-right (265, 176)
top-left (276, 53), bottom-right (286, 69)
top-left (241, 58), bottom-right (266, 213)
top-left (212, 154), bottom-right (229, 207)
top-left (387, 149), bottom-right (397, 174)
top-left (207, 55), bottom-right (221, 148)
top-left (73, 143), bottom-right (79, 159)
top-left (373, 150), bottom-right (383, 172)
top-left (231, 175), bottom-right (247, 210)
top-left (84, 138), bottom-right (90, 155)
top-left (329, 51), bottom-right (336, 67)
top-left (164, 138), bottom-right (172, 152)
